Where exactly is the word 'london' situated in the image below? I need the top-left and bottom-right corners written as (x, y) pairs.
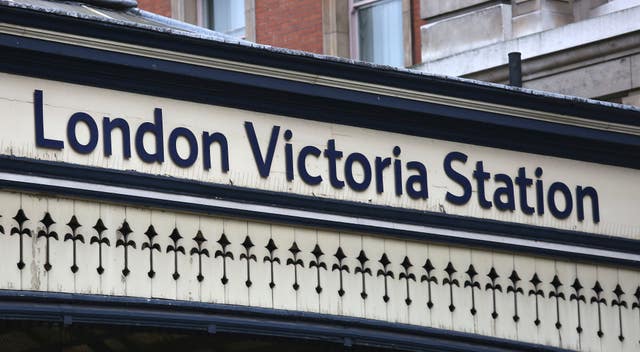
top-left (33, 90), bottom-right (600, 223)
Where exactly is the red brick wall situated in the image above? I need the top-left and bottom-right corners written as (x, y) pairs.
top-left (138, 0), bottom-right (172, 18)
top-left (255, 0), bottom-right (323, 54)
top-left (411, 0), bottom-right (426, 65)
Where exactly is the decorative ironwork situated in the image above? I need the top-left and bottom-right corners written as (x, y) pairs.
top-left (612, 284), bottom-right (627, 341)
top-left (507, 270), bottom-right (523, 322)
top-left (399, 256), bottom-right (416, 306)
top-left (115, 220), bottom-right (135, 277)
top-left (190, 230), bottom-right (209, 282)
top-left (332, 247), bottom-right (349, 297)
top-left (355, 250), bottom-right (371, 299)
top-left (633, 286), bottom-right (640, 344)
top-left (37, 212), bottom-right (58, 272)
top-left (64, 215), bottom-right (84, 273)
top-left (10, 209), bottom-right (31, 270)
top-left (214, 233), bottom-right (233, 285)
top-left (309, 244), bottom-right (327, 294)
top-left (263, 238), bottom-right (280, 289)
top-left (142, 225), bottom-right (161, 278)
top-left (166, 227), bottom-right (185, 280)
top-left (570, 278), bottom-right (586, 334)
top-left (377, 253), bottom-right (394, 303)
top-left (421, 259), bottom-right (437, 309)
top-left (464, 264), bottom-right (480, 316)
top-left (485, 267), bottom-right (502, 319)
top-left (90, 219), bottom-right (109, 275)
top-left (443, 262), bottom-right (459, 312)
top-left (549, 275), bottom-right (565, 329)
top-left (240, 236), bottom-right (257, 287)
top-left (528, 273), bottom-right (544, 326)
top-left (591, 281), bottom-right (607, 338)
top-left (286, 241), bottom-right (304, 291)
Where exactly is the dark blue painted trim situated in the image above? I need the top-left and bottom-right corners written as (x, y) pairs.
top-left (0, 14), bottom-right (638, 170)
top-left (0, 289), bottom-right (568, 352)
top-left (0, 4), bottom-right (638, 128)
top-left (0, 156), bottom-right (638, 268)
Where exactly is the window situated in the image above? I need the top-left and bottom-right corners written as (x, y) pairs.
top-left (200, 0), bottom-right (245, 38)
top-left (350, 0), bottom-right (404, 67)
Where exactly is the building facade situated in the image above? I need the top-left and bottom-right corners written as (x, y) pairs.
top-left (0, 1), bottom-right (639, 351)
top-left (415, 0), bottom-right (640, 106)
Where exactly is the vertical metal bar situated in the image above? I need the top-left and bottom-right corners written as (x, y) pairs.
top-left (508, 52), bottom-right (522, 87)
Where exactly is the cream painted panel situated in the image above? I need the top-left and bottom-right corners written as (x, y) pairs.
top-left (99, 203), bottom-right (126, 296)
top-left (71, 199), bottom-right (101, 295)
top-left (384, 239), bottom-right (409, 324)
top-left (294, 227), bottom-right (320, 313)
top-left (450, 247), bottom-right (474, 334)
top-left (555, 260), bottom-right (580, 350)
top-left (598, 266), bottom-right (621, 350)
top-left (221, 219), bottom-right (248, 306)
top-left (122, 206), bottom-right (151, 298)
top-left (247, 222), bottom-right (272, 308)
top-left (0, 190), bottom-right (638, 351)
top-left (0, 73), bottom-right (637, 239)
top-left (514, 255), bottom-right (537, 344)
top-left (338, 232), bottom-right (364, 318)
top-left (0, 192), bottom-right (21, 291)
top-left (271, 224), bottom-right (296, 311)
top-left (150, 210), bottom-right (176, 300)
top-left (407, 241), bottom-right (430, 327)
top-left (21, 193), bottom-right (47, 292)
top-left (537, 258), bottom-right (561, 347)
top-left (493, 252), bottom-right (517, 341)
top-left (428, 245), bottom-right (452, 330)
top-left (318, 230), bottom-right (340, 315)
top-left (576, 264), bottom-right (601, 352)
top-left (362, 235), bottom-right (386, 321)
top-left (198, 216), bottom-right (225, 304)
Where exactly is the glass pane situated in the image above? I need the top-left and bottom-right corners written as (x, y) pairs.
top-left (357, 0), bottom-right (403, 67)
top-left (208, 0), bottom-right (245, 37)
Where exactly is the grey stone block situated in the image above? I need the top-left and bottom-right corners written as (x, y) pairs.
top-left (420, 0), bottom-right (491, 19)
top-left (421, 4), bottom-right (512, 61)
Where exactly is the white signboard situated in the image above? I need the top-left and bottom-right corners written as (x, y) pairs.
top-left (1, 72), bottom-right (638, 239)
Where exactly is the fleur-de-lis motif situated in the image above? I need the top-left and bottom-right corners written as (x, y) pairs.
top-left (507, 270), bottom-right (523, 322)
top-left (286, 242), bottom-right (304, 291)
top-left (399, 256), bottom-right (416, 306)
top-left (309, 244), bottom-right (327, 294)
top-left (528, 273), bottom-right (545, 326)
top-left (263, 238), bottom-right (280, 289)
top-left (190, 230), bottom-right (209, 282)
top-left (612, 284), bottom-right (627, 341)
top-left (377, 253), bottom-right (394, 303)
top-left (464, 264), bottom-right (480, 316)
top-left (632, 286), bottom-right (640, 344)
top-left (142, 225), bottom-right (161, 278)
top-left (214, 233), bottom-right (233, 285)
top-left (63, 215), bottom-right (84, 273)
top-left (549, 275), bottom-right (565, 329)
top-left (240, 236), bottom-right (257, 287)
top-left (355, 250), bottom-right (371, 299)
top-left (90, 219), bottom-right (109, 275)
top-left (166, 228), bottom-right (185, 280)
top-left (570, 279), bottom-right (586, 334)
top-left (262, 238), bottom-right (280, 289)
top-left (443, 262), bottom-right (459, 312)
top-left (332, 247), bottom-right (349, 297)
top-left (591, 281), bottom-right (607, 338)
top-left (10, 209), bottom-right (31, 270)
top-left (485, 267), bottom-right (502, 319)
top-left (37, 212), bottom-right (58, 272)
top-left (115, 220), bottom-right (135, 277)
top-left (421, 259), bottom-right (437, 309)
